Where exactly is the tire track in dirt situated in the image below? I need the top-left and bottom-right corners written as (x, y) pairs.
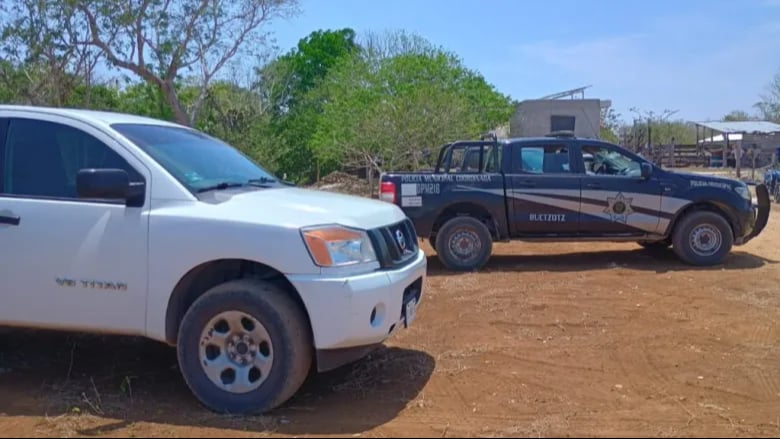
top-left (746, 323), bottom-right (775, 348)
top-left (747, 368), bottom-right (780, 400)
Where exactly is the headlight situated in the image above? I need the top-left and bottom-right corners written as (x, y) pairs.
top-left (301, 225), bottom-right (377, 267)
top-left (735, 185), bottom-right (751, 201)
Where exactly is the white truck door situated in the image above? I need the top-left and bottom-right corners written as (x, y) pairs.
top-left (0, 116), bottom-right (150, 335)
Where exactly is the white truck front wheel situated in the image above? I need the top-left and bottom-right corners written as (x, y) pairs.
top-left (198, 310), bottom-right (274, 394)
top-left (177, 279), bottom-right (312, 414)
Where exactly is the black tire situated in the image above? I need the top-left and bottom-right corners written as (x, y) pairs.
top-left (637, 240), bottom-right (671, 250)
top-left (429, 235), bottom-right (437, 253)
top-left (435, 216), bottom-right (493, 271)
top-left (671, 211), bottom-right (733, 266)
top-left (177, 279), bottom-right (312, 415)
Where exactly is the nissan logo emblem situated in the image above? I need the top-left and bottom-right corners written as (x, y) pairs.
top-left (395, 229), bottom-right (407, 251)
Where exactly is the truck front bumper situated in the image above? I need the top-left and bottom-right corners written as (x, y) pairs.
top-left (287, 249), bottom-right (427, 372)
top-left (738, 183), bottom-right (771, 245)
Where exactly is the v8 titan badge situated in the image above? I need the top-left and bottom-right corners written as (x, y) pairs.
top-left (604, 192), bottom-right (634, 223)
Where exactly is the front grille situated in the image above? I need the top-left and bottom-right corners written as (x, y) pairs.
top-left (369, 218), bottom-right (419, 270)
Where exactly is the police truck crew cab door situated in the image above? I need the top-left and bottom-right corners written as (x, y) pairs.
top-left (508, 140), bottom-right (581, 235)
top-left (577, 142), bottom-right (663, 235)
top-left (0, 115), bottom-right (150, 334)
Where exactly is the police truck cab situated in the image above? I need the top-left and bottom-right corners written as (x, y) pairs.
top-left (380, 133), bottom-right (770, 271)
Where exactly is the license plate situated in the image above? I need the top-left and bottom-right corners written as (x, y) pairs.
top-left (404, 298), bottom-right (417, 328)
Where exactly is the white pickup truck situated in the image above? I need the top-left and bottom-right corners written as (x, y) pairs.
top-left (0, 105), bottom-right (426, 414)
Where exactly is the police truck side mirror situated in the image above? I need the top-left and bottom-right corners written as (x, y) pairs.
top-left (641, 162), bottom-right (653, 179)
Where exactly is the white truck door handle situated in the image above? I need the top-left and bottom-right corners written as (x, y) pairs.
top-left (0, 215), bottom-right (21, 226)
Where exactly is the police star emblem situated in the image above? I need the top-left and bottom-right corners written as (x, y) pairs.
top-left (604, 192), bottom-right (634, 223)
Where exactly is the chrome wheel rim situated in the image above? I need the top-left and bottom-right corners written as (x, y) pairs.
top-left (689, 224), bottom-right (722, 257)
top-left (449, 228), bottom-right (481, 262)
top-left (199, 311), bottom-right (274, 394)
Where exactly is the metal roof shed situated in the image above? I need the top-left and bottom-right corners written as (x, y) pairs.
top-left (695, 121), bottom-right (780, 135)
top-left (693, 120), bottom-right (780, 177)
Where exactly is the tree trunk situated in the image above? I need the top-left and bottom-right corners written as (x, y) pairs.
top-left (190, 86), bottom-right (209, 127)
top-left (85, 65), bottom-right (92, 108)
top-left (368, 164), bottom-right (374, 199)
top-left (161, 81), bottom-right (191, 126)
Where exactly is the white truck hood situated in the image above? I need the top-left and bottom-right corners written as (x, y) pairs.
top-left (199, 187), bottom-right (408, 230)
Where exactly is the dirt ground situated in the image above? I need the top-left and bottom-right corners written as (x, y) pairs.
top-left (1, 206), bottom-right (779, 438)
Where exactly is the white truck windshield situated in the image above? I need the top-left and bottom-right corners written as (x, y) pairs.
top-left (112, 123), bottom-right (277, 193)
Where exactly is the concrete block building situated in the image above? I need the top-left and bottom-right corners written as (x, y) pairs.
top-left (509, 86), bottom-right (609, 139)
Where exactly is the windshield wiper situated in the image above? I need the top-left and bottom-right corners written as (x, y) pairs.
top-left (247, 177), bottom-right (278, 187)
top-left (196, 182), bottom-right (245, 193)
top-left (197, 177), bottom-right (280, 193)
top-left (248, 177), bottom-right (277, 184)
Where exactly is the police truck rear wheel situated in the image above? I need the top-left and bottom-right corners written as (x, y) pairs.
top-left (435, 216), bottom-right (493, 271)
top-left (672, 211), bottom-right (733, 266)
top-left (429, 235), bottom-right (437, 253)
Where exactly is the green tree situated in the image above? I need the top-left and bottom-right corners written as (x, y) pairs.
top-left (66, 82), bottom-right (122, 110)
top-left (68, 0), bottom-right (299, 126)
top-left (309, 32), bottom-right (514, 181)
top-left (116, 81), bottom-right (176, 121)
top-left (195, 80), bottom-right (280, 170)
top-left (723, 110), bottom-right (753, 121)
top-left (258, 28), bottom-right (360, 183)
top-left (0, 0), bottom-right (102, 106)
top-left (600, 106), bottom-right (620, 143)
top-left (265, 28), bottom-right (358, 114)
top-left (627, 108), bottom-right (695, 145)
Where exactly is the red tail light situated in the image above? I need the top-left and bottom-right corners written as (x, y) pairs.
top-left (380, 181), bottom-right (397, 203)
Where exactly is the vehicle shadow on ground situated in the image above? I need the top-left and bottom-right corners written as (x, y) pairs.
top-left (425, 248), bottom-right (778, 276)
top-left (0, 330), bottom-right (435, 435)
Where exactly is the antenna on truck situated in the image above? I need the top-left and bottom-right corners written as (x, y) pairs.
top-left (480, 132), bottom-right (498, 142)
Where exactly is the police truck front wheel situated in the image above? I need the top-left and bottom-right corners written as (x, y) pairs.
top-left (435, 216), bottom-right (493, 271)
top-left (672, 211), bottom-right (733, 266)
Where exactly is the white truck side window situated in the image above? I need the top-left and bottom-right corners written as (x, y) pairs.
top-left (0, 115), bottom-right (151, 336)
top-left (2, 118), bottom-right (141, 199)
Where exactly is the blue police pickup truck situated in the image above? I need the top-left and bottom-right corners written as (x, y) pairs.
top-left (379, 133), bottom-right (771, 271)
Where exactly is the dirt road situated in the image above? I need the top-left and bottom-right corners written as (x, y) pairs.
top-left (2, 206), bottom-right (779, 437)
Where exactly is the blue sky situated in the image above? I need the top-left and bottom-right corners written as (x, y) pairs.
top-left (266, 0), bottom-right (780, 123)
